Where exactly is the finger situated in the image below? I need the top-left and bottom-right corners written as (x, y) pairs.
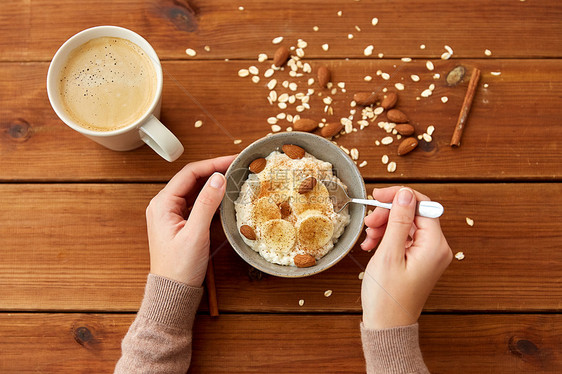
top-left (183, 172), bottom-right (227, 236)
top-left (366, 226), bottom-right (386, 240)
top-left (364, 207), bottom-right (390, 228)
top-left (163, 155), bottom-right (236, 198)
top-left (378, 187), bottom-right (417, 261)
top-left (372, 186), bottom-right (430, 203)
top-left (360, 236), bottom-right (380, 251)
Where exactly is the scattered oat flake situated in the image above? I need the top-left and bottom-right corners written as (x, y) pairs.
top-left (381, 155), bottom-right (389, 164)
top-left (324, 290), bottom-right (333, 297)
top-left (204, 45), bottom-right (211, 52)
top-left (387, 161), bottom-right (397, 173)
top-left (298, 299), bottom-right (305, 306)
top-left (371, 17), bottom-right (379, 26)
top-left (421, 89), bottom-right (432, 98)
top-left (337, 10), bottom-right (342, 16)
top-left (267, 79), bottom-right (277, 90)
top-left (350, 148), bottom-right (359, 160)
top-left (395, 83), bottom-right (405, 91)
top-left (483, 83), bottom-right (489, 88)
top-left (267, 117), bottom-right (278, 125)
top-left (433, 73), bottom-right (441, 79)
top-left (378, 53), bottom-right (384, 58)
top-left (233, 139), bottom-right (242, 145)
top-left (381, 73), bottom-right (390, 80)
top-left (485, 49), bottom-right (492, 56)
top-left (441, 96), bottom-right (448, 103)
top-left (348, 34), bottom-right (354, 39)
top-left (355, 25), bottom-right (361, 32)
top-left (444, 45), bottom-right (453, 54)
top-left (466, 217), bottom-right (474, 226)
top-left (381, 136), bottom-right (393, 145)
top-left (248, 66), bottom-right (259, 75)
top-left (238, 6), bottom-right (244, 10)
top-left (272, 36), bottom-right (284, 44)
top-left (455, 252), bottom-right (465, 261)
top-left (358, 271), bottom-right (365, 280)
top-left (251, 76), bottom-right (260, 83)
top-left (491, 71), bottom-right (501, 76)
top-left (374, 107), bottom-right (384, 115)
top-left (185, 48), bottom-right (196, 57)
top-left (364, 75), bottom-right (372, 82)
top-left (410, 74), bottom-right (420, 82)
top-left (364, 45), bottom-right (374, 56)
top-left (426, 61), bottom-right (434, 71)
top-left (427, 125), bottom-right (435, 136)
top-left (441, 52), bottom-right (452, 60)
top-left (359, 160), bottom-right (368, 168)
top-left (322, 43), bottom-right (329, 51)
top-left (238, 69), bottom-right (249, 77)
top-left (423, 133), bottom-right (432, 142)
top-left (258, 53), bottom-right (268, 62)
top-left (313, 26), bottom-right (319, 32)
top-left (401, 57), bottom-right (412, 62)
top-left (271, 124), bottom-right (281, 132)
top-left (194, 120), bottom-right (203, 128)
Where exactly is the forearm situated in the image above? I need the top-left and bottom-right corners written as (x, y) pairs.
top-left (115, 274), bottom-right (203, 374)
top-left (361, 322), bottom-right (429, 374)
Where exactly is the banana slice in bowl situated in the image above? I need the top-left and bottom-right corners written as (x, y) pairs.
top-left (296, 210), bottom-right (334, 253)
top-left (260, 219), bottom-right (296, 254)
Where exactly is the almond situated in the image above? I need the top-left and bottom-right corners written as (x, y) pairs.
top-left (353, 92), bottom-right (378, 106)
top-left (298, 177), bottom-right (317, 194)
top-left (320, 122), bottom-right (343, 138)
top-left (395, 124), bottom-right (415, 136)
top-left (293, 118), bottom-right (318, 132)
top-left (279, 201), bottom-right (291, 218)
top-left (240, 225), bottom-right (256, 240)
top-left (282, 144), bottom-right (306, 159)
top-left (397, 137), bottom-right (419, 156)
top-left (381, 92), bottom-right (398, 109)
top-left (387, 109), bottom-right (408, 123)
top-left (273, 46), bottom-right (290, 67)
top-left (317, 66), bottom-right (331, 88)
top-left (294, 254), bottom-right (316, 268)
top-left (249, 158), bottom-right (267, 173)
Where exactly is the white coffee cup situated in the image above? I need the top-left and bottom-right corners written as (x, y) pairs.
top-left (47, 26), bottom-right (184, 162)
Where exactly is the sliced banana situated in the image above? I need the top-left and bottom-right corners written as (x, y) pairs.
top-left (256, 178), bottom-right (292, 205)
top-left (291, 180), bottom-right (333, 216)
top-left (297, 210), bottom-right (334, 252)
top-left (252, 196), bottom-right (281, 226)
top-left (261, 219), bottom-right (296, 254)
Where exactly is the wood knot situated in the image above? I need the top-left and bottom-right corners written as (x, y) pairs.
top-left (418, 138), bottom-right (437, 153)
top-left (73, 326), bottom-right (94, 347)
top-left (508, 336), bottom-right (539, 357)
top-left (248, 266), bottom-right (263, 281)
top-left (155, 0), bottom-right (198, 32)
top-left (3, 118), bottom-right (32, 142)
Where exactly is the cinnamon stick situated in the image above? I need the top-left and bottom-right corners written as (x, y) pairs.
top-left (205, 258), bottom-right (219, 317)
top-left (450, 67), bottom-right (481, 147)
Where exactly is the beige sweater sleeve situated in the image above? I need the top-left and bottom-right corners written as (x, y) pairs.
top-left (114, 274), bottom-right (204, 374)
top-left (361, 322), bottom-right (430, 374)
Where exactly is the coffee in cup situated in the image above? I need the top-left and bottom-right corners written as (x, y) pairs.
top-left (58, 37), bottom-right (157, 132)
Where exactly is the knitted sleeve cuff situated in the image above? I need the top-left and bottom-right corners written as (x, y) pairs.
top-left (137, 274), bottom-right (204, 331)
top-left (360, 322), bottom-right (429, 374)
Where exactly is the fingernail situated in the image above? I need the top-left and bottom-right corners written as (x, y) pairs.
top-left (209, 172), bottom-right (225, 189)
top-left (397, 188), bottom-right (413, 206)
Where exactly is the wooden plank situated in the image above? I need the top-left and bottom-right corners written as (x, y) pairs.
top-left (1, 183), bottom-right (561, 312)
top-left (1, 60), bottom-right (562, 181)
top-left (1, 0), bottom-right (562, 61)
top-left (0, 313), bottom-right (560, 373)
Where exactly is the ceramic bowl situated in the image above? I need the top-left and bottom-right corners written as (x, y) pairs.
top-left (220, 132), bottom-right (366, 277)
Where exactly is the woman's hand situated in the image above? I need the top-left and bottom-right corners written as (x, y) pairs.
top-left (146, 155), bottom-right (235, 287)
top-left (360, 187), bottom-right (452, 329)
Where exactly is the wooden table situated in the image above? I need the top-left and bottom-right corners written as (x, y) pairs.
top-left (1, 0), bottom-right (561, 372)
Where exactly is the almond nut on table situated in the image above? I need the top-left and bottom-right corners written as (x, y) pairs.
top-left (395, 124), bottom-right (415, 136)
top-left (293, 118), bottom-right (318, 132)
top-left (298, 177), bottom-right (317, 194)
top-left (387, 109), bottom-right (408, 123)
top-left (273, 46), bottom-right (290, 67)
top-left (397, 137), bottom-right (419, 156)
top-left (320, 122), bottom-right (343, 138)
top-left (381, 92), bottom-right (398, 109)
top-left (294, 254), bottom-right (316, 268)
top-left (317, 66), bottom-right (331, 88)
top-left (240, 225), bottom-right (257, 240)
top-left (282, 144), bottom-right (306, 159)
top-left (353, 91), bottom-right (378, 106)
top-left (249, 158), bottom-right (267, 173)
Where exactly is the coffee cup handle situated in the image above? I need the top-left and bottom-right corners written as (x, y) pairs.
top-left (139, 115), bottom-right (184, 162)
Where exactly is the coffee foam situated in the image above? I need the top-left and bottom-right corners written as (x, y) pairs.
top-left (58, 37), bottom-right (157, 132)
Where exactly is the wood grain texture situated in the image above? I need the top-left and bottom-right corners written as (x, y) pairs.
top-left (1, 183), bottom-right (560, 312)
top-left (1, 0), bottom-right (561, 61)
top-left (0, 313), bottom-right (560, 373)
top-left (1, 60), bottom-right (562, 181)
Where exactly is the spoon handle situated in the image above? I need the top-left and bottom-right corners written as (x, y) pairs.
top-left (350, 198), bottom-right (444, 218)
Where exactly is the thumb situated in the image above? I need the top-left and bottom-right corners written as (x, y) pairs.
top-left (184, 172), bottom-right (226, 234)
top-left (378, 187), bottom-right (416, 260)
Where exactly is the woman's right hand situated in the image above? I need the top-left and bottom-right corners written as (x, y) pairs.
top-left (360, 187), bottom-right (453, 329)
